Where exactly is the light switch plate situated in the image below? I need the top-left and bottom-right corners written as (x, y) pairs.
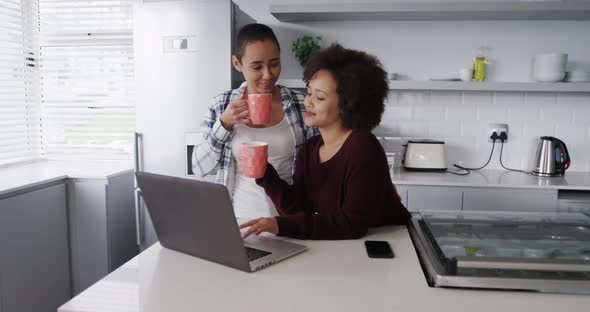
top-left (163, 36), bottom-right (197, 53)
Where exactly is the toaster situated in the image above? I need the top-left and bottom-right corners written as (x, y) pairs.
top-left (403, 140), bottom-right (447, 171)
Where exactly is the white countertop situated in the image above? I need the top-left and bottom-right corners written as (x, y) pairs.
top-left (58, 226), bottom-right (590, 312)
top-left (0, 160), bottom-right (133, 197)
top-left (391, 169), bottom-right (590, 191)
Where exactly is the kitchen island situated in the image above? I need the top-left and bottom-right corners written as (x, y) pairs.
top-left (58, 226), bottom-right (590, 312)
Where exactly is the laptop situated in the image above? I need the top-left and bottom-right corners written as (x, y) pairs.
top-left (135, 171), bottom-right (308, 272)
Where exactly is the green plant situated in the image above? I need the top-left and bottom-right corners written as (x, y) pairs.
top-left (291, 35), bottom-right (322, 67)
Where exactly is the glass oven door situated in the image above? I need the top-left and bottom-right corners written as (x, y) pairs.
top-left (409, 210), bottom-right (590, 294)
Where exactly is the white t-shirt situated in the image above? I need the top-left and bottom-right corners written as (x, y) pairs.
top-left (230, 117), bottom-right (295, 219)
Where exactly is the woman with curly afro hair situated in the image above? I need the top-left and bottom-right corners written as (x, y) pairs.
top-left (240, 44), bottom-right (409, 240)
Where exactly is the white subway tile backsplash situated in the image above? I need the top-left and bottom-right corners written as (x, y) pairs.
top-left (396, 121), bottom-right (429, 138)
top-left (555, 124), bottom-right (588, 144)
top-left (460, 121), bottom-right (488, 138)
top-left (431, 91), bottom-right (461, 105)
top-left (540, 94), bottom-right (574, 123)
top-left (464, 91), bottom-right (492, 106)
top-left (526, 93), bottom-right (558, 106)
top-left (377, 90), bottom-right (590, 171)
top-left (446, 103), bottom-right (478, 121)
top-left (563, 94), bottom-right (590, 125)
top-left (508, 99), bottom-right (540, 122)
top-left (507, 121), bottom-right (524, 138)
top-left (478, 104), bottom-right (508, 122)
top-left (414, 103), bottom-right (445, 121)
top-left (428, 121), bottom-right (461, 137)
top-left (395, 91), bottom-right (429, 106)
top-left (565, 145), bottom-right (590, 172)
top-left (383, 104), bottom-right (413, 121)
top-left (523, 121), bottom-right (556, 137)
top-left (495, 92), bottom-right (525, 106)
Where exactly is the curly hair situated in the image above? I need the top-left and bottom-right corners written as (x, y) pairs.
top-left (303, 44), bottom-right (388, 130)
top-left (235, 23), bottom-right (280, 61)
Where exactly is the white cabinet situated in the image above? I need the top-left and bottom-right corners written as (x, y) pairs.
top-left (462, 187), bottom-right (558, 212)
top-left (397, 184), bottom-right (560, 213)
top-left (68, 172), bottom-right (137, 295)
top-left (405, 185), bottom-right (463, 212)
top-left (394, 185), bottom-right (408, 208)
top-left (0, 182), bottom-right (71, 312)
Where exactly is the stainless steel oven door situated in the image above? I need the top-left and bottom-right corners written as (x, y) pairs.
top-left (409, 211), bottom-right (590, 294)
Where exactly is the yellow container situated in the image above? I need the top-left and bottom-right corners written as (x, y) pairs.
top-left (473, 56), bottom-right (486, 82)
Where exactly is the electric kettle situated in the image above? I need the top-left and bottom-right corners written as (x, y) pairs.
top-left (532, 136), bottom-right (570, 176)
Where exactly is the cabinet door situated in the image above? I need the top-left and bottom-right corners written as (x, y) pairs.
top-left (406, 186), bottom-right (463, 211)
top-left (67, 179), bottom-right (108, 295)
top-left (0, 183), bottom-right (70, 312)
top-left (106, 172), bottom-right (138, 272)
top-left (394, 185), bottom-right (408, 208)
top-left (463, 187), bottom-right (558, 212)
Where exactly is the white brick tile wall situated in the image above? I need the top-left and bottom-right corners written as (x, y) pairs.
top-left (428, 121), bottom-right (461, 137)
top-left (508, 93), bottom-right (541, 121)
top-left (382, 90), bottom-right (590, 172)
top-left (523, 121), bottom-right (557, 137)
top-left (414, 102), bottom-right (445, 121)
top-left (460, 121), bottom-right (489, 139)
top-left (383, 104), bottom-right (413, 121)
top-left (479, 93), bottom-right (508, 122)
top-left (396, 121), bottom-right (429, 137)
top-left (563, 94), bottom-right (590, 125)
top-left (555, 124), bottom-right (588, 144)
top-left (395, 91), bottom-right (429, 106)
top-left (540, 94), bottom-right (574, 123)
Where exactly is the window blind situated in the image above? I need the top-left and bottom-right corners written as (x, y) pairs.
top-left (0, 0), bottom-right (41, 165)
top-left (39, 0), bottom-right (135, 160)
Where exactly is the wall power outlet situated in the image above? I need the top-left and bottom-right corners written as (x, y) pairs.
top-left (488, 123), bottom-right (508, 142)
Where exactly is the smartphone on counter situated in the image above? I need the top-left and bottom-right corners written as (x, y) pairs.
top-left (364, 240), bottom-right (394, 258)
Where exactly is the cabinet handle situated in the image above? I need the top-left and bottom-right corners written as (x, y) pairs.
top-left (135, 189), bottom-right (143, 246)
top-left (134, 132), bottom-right (142, 172)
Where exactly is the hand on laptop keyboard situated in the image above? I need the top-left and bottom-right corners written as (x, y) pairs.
top-left (239, 217), bottom-right (279, 239)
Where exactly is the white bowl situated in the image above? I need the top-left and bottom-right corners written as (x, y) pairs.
top-left (533, 53), bottom-right (568, 66)
top-left (533, 71), bottom-right (566, 82)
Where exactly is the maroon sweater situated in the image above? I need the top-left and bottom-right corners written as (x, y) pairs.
top-left (256, 129), bottom-right (409, 240)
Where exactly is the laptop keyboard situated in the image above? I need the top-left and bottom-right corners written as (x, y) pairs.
top-left (245, 246), bottom-right (271, 262)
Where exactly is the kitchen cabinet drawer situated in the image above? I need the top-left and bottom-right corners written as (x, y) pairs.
top-left (463, 187), bottom-right (557, 212)
top-left (406, 186), bottom-right (463, 211)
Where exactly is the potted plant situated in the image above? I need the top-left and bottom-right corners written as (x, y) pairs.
top-left (291, 35), bottom-right (322, 67)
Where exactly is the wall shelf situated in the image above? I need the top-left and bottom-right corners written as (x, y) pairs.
top-left (278, 79), bottom-right (590, 93)
top-left (270, 2), bottom-right (590, 22)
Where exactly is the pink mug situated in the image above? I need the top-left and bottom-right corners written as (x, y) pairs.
top-left (239, 141), bottom-right (268, 178)
top-left (247, 93), bottom-right (271, 125)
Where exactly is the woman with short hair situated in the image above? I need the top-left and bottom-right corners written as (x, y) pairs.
top-left (192, 23), bottom-right (317, 220)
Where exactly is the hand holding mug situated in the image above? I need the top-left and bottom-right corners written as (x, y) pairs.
top-left (220, 90), bottom-right (251, 130)
top-left (247, 93), bottom-right (272, 125)
top-left (240, 141), bottom-right (268, 178)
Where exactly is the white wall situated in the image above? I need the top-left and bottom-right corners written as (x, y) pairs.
top-left (233, 0), bottom-right (590, 172)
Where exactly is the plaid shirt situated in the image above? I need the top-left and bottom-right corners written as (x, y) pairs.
top-left (192, 83), bottom-right (318, 197)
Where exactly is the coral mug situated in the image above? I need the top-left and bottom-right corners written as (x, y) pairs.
top-left (239, 141), bottom-right (268, 178)
top-left (247, 93), bottom-right (271, 125)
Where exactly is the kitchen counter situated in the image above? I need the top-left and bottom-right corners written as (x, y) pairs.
top-left (0, 160), bottom-right (133, 197)
top-left (391, 168), bottom-right (590, 191)
top-left (58, 226), bottom-right (590, 312)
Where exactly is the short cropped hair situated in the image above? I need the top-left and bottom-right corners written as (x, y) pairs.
top-left (303, 44), bottom-right (388, 130)
top-left (235, 23), bottom-right (280, 61)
